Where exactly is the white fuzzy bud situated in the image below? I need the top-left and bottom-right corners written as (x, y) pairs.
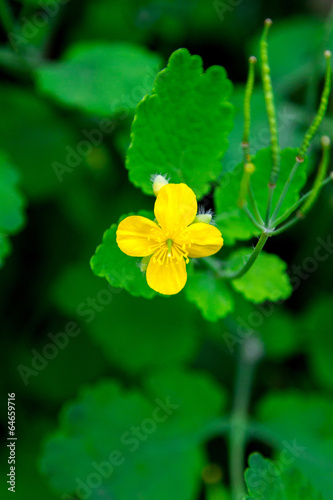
top-left (193, 213), bottom-right (212, 224)
top-left (151, 174), bottom-right (169, 196)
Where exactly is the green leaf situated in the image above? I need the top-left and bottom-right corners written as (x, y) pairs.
top-left (215, 147), bottom-right (308, 245)
top-left (126, 48), bottom-right (234, 199)
top-left (245, 452), bottom-right (322, 499)
top-left (228, 250), bottom-right (292, 303)
top-left (0, 84), bottom-right (77, 200)
top-left (185, 270), bottom-right (234, 321)
top-left (40, 370), bottom-right (225, 500)
top-left (0, 152), bottom-right (26, 268)
top-left (256, 392), bottom-right (333, 500)
top-left (51, 260), bottom-right (199, 374)
top-left (35, 42), bottom-right (162, 116)
top-left (90, 211), bottom-right (156, 299)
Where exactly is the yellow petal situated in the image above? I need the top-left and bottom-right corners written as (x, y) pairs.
top-left (180, 223), bottom-right (223, 258)
top-left (154, 183), bottom-right (197, 237)
top-left (116, 216), bottom-right (164, 257)
top-left (146, 249), bottom-right (187, 295)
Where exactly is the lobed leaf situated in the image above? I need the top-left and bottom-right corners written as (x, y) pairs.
top-left (126, 48), bottom-right (234, 199)
top-left (255, 392), bottom-right (333, 500)
top-left (228, 250), bottom-right (292, 303)
top-left (185, 270), bottom-right (234, 321)
top-left (35, 42), bottom-right (162, 116)
top-left (39, 370), bottom-right (225, 500)
top-left (90, 211), bottom-right (156, 299)
top-left (245, 452), bottom-right (322, 499)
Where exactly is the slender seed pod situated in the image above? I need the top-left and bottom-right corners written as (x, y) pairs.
top-left (260, 18), bottom-right (280, 186)
top-left (298, 136), bottom-right (331, 217)
top-left (298, 51), bottom-right (332, 160)
top-left (242, 56), bottom-right (257, 160)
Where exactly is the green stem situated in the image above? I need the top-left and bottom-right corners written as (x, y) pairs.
top-left (242, 205), bottom-right (265, 231)
top-left (248, 182), bottom-right (265, 225)
top-left (0, 0), bottom-right (15, 34)
top-left (273, 174), bottom-right (333, 227)
top-left (202, 233), bottom-right (269, 280)
top-left (229, 233), bottom-right (269, 280)
top-left (265, 183), bottom-right (275, 226)
top-left (273, 216), bottom-right (300, 235)
top-left (230, 338), bottom-right (261, 500)
top-left (269, 157), bottom-right (303, 225)
top-left (299, 136), bottom-right (331, 217)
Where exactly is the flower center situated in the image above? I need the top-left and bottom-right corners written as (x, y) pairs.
top-left (167, 239), bottom-right (173, 257)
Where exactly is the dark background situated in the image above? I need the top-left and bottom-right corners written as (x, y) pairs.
top-left (1, 0), bottom-right (333, 498)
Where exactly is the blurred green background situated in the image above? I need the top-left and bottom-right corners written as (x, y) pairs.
top-left (1, 0), bottom-right (333, 499)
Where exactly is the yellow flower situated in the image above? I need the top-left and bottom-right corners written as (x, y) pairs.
top-left (116, 183), bottom-right (223, 295)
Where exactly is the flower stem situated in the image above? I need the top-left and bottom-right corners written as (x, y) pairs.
top-left (265, 183), bottom-right (275, 226)
top-left (269, 156), bottom-right (303, 225)
top-left (271, 216), bottom-right (300, 235)
top-left (248, 182), bottom-right (265, 226)
top-left (298, 136), bottom-right (331, 217)
top-left (202, 233), bottom-right (269, 280)
top-left (229, 338), bottom-right (263, 500)
top-left (242, 205), bottom-right (265, 231)
top-left (273, 173), bottom-right (333, 227)
top-left (228, 233), bottom-right (269, 280)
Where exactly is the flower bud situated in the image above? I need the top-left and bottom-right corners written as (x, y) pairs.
top-left (244, 162), bottom-right (255, 174)
top-left (193, 213), bottom-right (212, 224)
top-left (193, 208), bottom-right (213, 224)
top-left (139, 255), bottom-right (151, 272)
top-left (151, 174), bottom-right (169, 196)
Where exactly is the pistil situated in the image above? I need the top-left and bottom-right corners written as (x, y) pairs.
top-left (167, 239), bottom-right (173, 257)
